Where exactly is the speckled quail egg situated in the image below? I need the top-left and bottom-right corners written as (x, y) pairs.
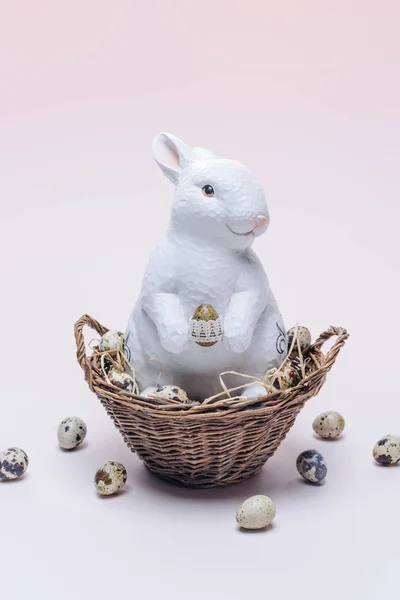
top-left (265, 363), bottom-right (302, 390)
top-left (236, 495), bottom-right (276, 530)
top-left (57, 417), bottom-right (87, 450)
top-left (152, 384), bottom-right (190, 403)
top-left (296, 449), bottom-right (327, 483)
top-left (287, 326), bottom-right (312, 355)
top-left (189, 303), bottom-right (223, 347)
top-left (99, 330), bottom-right (124, 353)
top-left (373, 435), bottom-right (400, 465)
top-left (313, 411), bottom-right (345, 439)
top-left (94, 461), bottom-right (127, 495)
top-left (101, 356), bottom-right (113, 375)
top-left (0, 448), bottom-right (28, 481)
top-left (108, 369), bottom-right (134, 393)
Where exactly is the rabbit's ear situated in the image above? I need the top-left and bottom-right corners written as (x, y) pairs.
top-left (152, 132), bottom-right (195, 184)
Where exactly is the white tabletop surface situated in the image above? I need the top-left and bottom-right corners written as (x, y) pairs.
top-left (1, 2), bottom-right (399, 598)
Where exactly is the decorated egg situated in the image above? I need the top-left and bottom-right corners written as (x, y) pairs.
top-left (108, 369), bottom-right (134, 393)
top-left (0, 447), bottom-right (28, 481)
top-left (189, 304), bottom-right (223, 347)
top-left (265, 363), bottom-right (301, 390)
top-left (287, 326), bottom-right (312, 355)
top-left (57, 417), bottom-right (87, 450)
top-left (373, 435), bottom-right (400, 465)
top-left (99, 330), bottom-right (124, 353)
top-left (296, 449), bottom-right (327, 483)
top-left (313, 411), bottom-right (345, 439)
top-left (236, 495), bottom-right (276, 530)
top-left (152, 384), bottom-right (190, 403)
top-left (95, 461), bottom-right (127, 495)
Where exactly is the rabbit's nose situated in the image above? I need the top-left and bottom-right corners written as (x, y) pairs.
top-left (254, 215), bottom-right (268, 229)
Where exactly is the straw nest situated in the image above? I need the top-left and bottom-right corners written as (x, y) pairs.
top-left (75, 314), bottom-right (348, 488)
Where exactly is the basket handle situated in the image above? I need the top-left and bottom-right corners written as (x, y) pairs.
top-left (308, 326), bottom-right (349, 370)
top-left (74, 314), bottom-right (109, 371)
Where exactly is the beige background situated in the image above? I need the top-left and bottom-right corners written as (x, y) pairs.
top-left (1, 2), bottom-right (399, 598)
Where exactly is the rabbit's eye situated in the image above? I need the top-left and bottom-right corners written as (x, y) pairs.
top-left (202, 184), bottom-right (214, 197)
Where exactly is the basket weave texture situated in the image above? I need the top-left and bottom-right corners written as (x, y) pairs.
top-left (75, 315), bottom-right (348, 488)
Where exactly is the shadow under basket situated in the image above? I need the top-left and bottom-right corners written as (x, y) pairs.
top-left (75, 315), bottom-right (349, 489)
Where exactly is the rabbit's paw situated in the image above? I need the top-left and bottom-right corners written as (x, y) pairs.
top-left (224, 331), bottom-right (252, 354)
top-left (240, 383), bottom-right (267, 400)
top-left (160, 328), bottom-right (190, 354)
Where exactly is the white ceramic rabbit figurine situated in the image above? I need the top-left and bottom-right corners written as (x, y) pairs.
top-left (125, 133), bottom-right (287, 400)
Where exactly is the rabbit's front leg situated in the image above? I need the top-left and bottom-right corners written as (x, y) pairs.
top-left (142, 292), bottom-right (189, 354)
top-left (224, 290), bottom-right (267, 354)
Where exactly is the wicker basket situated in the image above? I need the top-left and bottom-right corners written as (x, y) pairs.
top-left (74, 315), bottom-right (349, 488)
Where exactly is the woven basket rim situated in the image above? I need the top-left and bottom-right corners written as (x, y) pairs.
top-left (74, 314), bottom-right (349, 419)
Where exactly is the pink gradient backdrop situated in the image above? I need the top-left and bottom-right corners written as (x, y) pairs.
top-left (1, 3), bottom-right (400, 599)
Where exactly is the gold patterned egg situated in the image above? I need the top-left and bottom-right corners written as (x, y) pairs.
top-left (192, 303), bottom-right (218, 321)
top-left (189, 304), bottom-right (223, 347)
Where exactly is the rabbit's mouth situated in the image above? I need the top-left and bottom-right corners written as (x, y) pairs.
top-left (226, 215), bottom-right (268, 238)
top-left (225, 224), bottom-right (255, 237)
